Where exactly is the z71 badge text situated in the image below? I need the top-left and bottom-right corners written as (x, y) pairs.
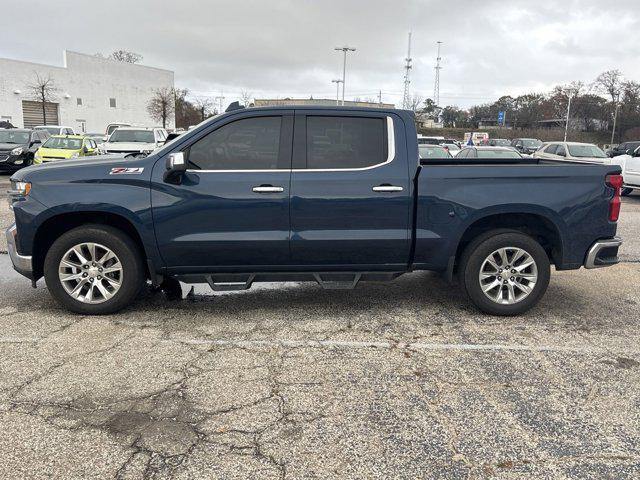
top-left (109, 167), bottom-right (144, 175)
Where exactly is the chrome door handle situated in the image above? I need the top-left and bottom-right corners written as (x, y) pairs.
top-left (372, 185), bottom-right (403, 192)
top-left (252, 185), bottom-right (284, 193)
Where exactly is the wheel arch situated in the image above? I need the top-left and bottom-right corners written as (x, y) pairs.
top-left (32, 211), bottom-right (150, 281)
top-left (453, 209), bottom-right (565, 273)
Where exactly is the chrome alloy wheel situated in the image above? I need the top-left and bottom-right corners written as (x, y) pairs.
top-left (478, 247), bottom-right (538, 305)
top-left (58, 242), bottom-right (123, 304)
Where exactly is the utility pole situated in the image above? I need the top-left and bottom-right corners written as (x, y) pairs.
top-left (334, 46), bottom-right (356, 105)
top-left (611, 94), bottom-right (621, 146)
top-left (331, 79), bottom-right (343, 106)
top-left (433, 41), bottom-right (443, 107)
top-left (402, 32), bottom-right (412, 109)
top-left (215, 92), bottom-right (225, 114)
top-left (563, 93), bottom-right (572, 142)
top-left (378, 89), bottom-right (382, 107)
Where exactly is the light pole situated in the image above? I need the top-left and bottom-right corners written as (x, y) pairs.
top-left (563, 93), bottom-right (573, 142)
top-left (331, 79), bottom-right (343, 106)
top-left (611, 93), bottom-right (621, 146)
top-left (334, 46), bottom-right (356, 105)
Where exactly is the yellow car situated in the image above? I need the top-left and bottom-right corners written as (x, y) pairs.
top-left (34, 135), bottom-right (99, 164)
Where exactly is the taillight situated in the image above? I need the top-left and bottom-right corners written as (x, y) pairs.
top-left (606, 174), bottom-right (623, 222)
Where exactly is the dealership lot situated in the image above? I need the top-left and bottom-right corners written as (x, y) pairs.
top-left (1, 175), bottom-right (640, 478)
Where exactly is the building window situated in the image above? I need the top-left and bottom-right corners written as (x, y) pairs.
top-left (109, 98), bottom-right (117, 108)
top-left (77, 98), bottom-right (82, 106)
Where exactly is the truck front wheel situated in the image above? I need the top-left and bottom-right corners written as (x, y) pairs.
top-left (44, 225), bottom-right (145, 314)
top-left (460, 231), bottom-right (550, 316)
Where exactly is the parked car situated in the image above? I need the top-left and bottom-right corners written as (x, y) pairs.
top-left (533, 142), bottom-right (612, 164)
top-left (417, 135), bottom-right (443, 145)
top-left (0, 129), bottom-right (49, 172)
top-left (456, 146), bottom-right (524, 160)
top-left (511, 138), bottom-right (543, 154)
top-left (34, 125), bottom-right (75, 136)
top-left (605, 146), bottom-right (640, 196)
top-left (608, 141), bottom-right (640, 158)
top-left (487, 138), bottom-right (512, 147)
top-left (33, 135), bottom-right (99, 164)
top-left (6, 106), bottom-right (623, 316)
top-left (101, 127), bottom-right (167, 157)
top-left (105, 123), bottom-right (132, 140)
top-left (463, 132), bottom-right (489, 146)
top-left (85, 133), bottom-right (107, 153)
top-left (419, 144), bottom-right (452, 160)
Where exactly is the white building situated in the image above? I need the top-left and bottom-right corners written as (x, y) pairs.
top-left (0, 50), bottom-right (174, 133)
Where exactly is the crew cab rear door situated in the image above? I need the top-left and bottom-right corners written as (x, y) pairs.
top-left (151, 110), bottom-right (293, 269)
top-left (289, 111), bottom-right (411, 268)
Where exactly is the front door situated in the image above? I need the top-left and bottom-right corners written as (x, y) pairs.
top-left (152, 112), bottom-right (293, 270)
top-left (289, 112), bottom-right (411, 269)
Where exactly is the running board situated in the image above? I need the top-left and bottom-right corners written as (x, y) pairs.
top-left (313, 273), bottom-right (362, 290)
top-left (206, 274), bottom-right (255, 291)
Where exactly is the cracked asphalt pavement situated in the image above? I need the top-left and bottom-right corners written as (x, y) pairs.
top-left (1, 174), bottom-right (640, 479)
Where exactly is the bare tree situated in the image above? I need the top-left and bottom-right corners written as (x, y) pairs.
top-left (240, 90), bottom-right (253, 107)
top-left (193, 96), bottom-right (214, 121)
top-left (407, 94), bottom-right (424, 112)
top-left (26, 73), bottom-right (58, 125)
top-left (594, 70), bottom-right (623, 102)
top-left (147, 87), bottom-right (175, 128)
top-left (109, 50), bottom-right (143, 64)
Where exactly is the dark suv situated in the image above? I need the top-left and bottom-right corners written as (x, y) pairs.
top-left (608, 141), bottom-right (640, 158)
top-left (0, 129), bottom-right (49, 172)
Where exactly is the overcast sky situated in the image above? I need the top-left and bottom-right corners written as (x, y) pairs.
top-left (2, 0), bottom-right (639, 109)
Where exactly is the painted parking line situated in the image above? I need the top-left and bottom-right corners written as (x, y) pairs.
top-left (162, 337), bottom-right (640, 355)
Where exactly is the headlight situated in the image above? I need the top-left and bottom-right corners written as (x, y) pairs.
top-left (11, 147), bottom-right (24, 156)
top-left (8, 181), bottom-right (31, 206)
top-left (70, 152), bottom-right (80, 158)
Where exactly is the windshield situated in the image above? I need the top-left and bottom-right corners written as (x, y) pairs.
top-left (522, 139), bottom-right (542, 148)
top-left (419, 146), bottom-right (450, 159)
top-left (476, 149), bottom-right (523, 159)
top-left (568, 144), bottom-right (606, 158)
top-left (0, 131), bottom-right (30, 144)
top-left (43, 137), bottom-right (83, 150)
top-left (108, 130), bottom-right (155, 143)
top-left (36, 127), bottom-right (60, 135)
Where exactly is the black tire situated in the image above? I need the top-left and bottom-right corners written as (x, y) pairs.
top-left (44, 225), bottom-right (145, 314)
top-left (459, 230), bottom-right (550, 316)
top-left (621, 187), bottom-right (633, 197)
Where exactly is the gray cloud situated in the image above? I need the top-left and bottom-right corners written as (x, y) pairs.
top-left (1, 0), bottom-right (639, 108)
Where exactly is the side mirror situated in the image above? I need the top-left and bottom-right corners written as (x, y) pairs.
top-left (82, 146), bottom-right (89, 154)
top-left (164, 152), bottom-right (187, 183)
top-left (31, 139), bottom-right (41, 147)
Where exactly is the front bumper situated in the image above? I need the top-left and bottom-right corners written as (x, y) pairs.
top-left (5, 224), bottom-right (33, 279)
top-left (584, 237), bottom-right (622, 269)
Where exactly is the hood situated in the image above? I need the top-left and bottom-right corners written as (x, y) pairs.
top-left (37, 147), bottom-right (79, 159)
top-left (0, 142), bottom-right (28, 151)
top-left (11, 154), bottom-right (130, 181)
top-left (103, 141), bottom-right (156, 151)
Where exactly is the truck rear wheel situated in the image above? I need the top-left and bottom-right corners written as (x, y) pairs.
top-left (460, 230), bottom-right (550, 316)
top-left (44, 225), bottom-right (145, 314)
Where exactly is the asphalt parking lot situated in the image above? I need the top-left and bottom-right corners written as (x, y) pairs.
top-left (1, 174), bottom-right (640, 479)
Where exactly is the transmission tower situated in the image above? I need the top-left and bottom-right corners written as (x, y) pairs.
top-left (433, 41), bottom-right (443, 106)
top-left (402, 32), bottom-right (412, 109)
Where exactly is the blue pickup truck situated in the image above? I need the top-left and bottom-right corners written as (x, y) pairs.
top-left (6, 106), bottom-right (623, 315)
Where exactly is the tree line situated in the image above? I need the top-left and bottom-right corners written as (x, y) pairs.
top-left (416, 70), bottom-right (640, 142)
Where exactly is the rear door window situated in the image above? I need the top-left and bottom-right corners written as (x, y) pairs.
top-left (305, 116), bottom-right (386, 169)
top-left (545, 144), bottom-right (558, 155)
top-left (556, 145), bottom-right (567, 156)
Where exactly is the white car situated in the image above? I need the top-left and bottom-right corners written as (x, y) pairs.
top-left (101, 127), bottom-right (168, 157)
top-left (34, 125), bottom-right (75, 136)
top-left (533, 142), bottom-right (613, 164)
top-left (610, 146), bottom-right (640, 196)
